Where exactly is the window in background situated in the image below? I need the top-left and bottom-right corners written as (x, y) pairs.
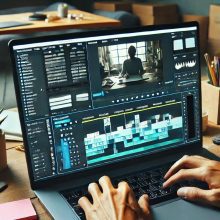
top-left (109, 42), bottom-right (147, 65)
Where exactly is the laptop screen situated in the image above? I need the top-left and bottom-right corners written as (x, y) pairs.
top-left (11, 23), bottom-right (201, 182)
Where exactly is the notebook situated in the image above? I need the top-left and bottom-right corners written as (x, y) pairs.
top-left (0, 21), bottom-right (32, 29)
top-left (0, 199), bottom-right (37, 220)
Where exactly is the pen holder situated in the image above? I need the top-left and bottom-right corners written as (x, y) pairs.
top-left (201, 80), bottom-right (220, 124)
top-left (0, 132), bottom-right (7, 171)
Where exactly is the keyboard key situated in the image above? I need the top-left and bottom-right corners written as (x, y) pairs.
top-left (73, 205), bottom-right (86, 220)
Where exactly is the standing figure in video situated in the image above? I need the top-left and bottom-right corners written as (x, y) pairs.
top-left (120, 45), bottom-right (144, 79)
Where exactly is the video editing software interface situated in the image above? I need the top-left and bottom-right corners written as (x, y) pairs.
top-left (13, 26), bottom-right (201, 181)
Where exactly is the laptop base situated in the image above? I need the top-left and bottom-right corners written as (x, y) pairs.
top-left (35, 148), bottom-right (220, 220)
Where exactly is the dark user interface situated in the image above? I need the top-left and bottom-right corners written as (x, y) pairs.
top-left (13, 27), bottom-right (201, 181)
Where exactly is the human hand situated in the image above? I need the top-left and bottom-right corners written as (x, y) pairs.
top-left (78, 176), bottom-right (152, 220)
top-left (163, 155), bottom-right (220, 208)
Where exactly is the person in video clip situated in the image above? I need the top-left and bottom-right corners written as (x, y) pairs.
top-left (120, 45), bottom-right (144, 79)
top-left (78, 155), bottom-right (220, 220)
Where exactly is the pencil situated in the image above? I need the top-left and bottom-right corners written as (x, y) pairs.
top-left (204, 53), bottom-right (218, 86)
top-left (0, 108), bottom-right (3, 115)
top-left (0, 115), bottom-right (7, 125)
top-left (204, 53), bottom-right (213, 85)
top-left (218, 57), bottom-right (220, 86)
top-left (214, 56), bottom-right (219, 87)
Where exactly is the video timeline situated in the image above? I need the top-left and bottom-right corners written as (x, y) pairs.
top-left (83, 100), bottom-right (184, 165)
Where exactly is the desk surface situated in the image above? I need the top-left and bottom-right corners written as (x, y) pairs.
top-left (0, 10), bottom-right (120, 34)
top-left (1, 123), bottom-right (220, 219)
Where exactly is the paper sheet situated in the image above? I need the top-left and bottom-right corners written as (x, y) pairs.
top-left (0, 110), bottom-right (23, 141)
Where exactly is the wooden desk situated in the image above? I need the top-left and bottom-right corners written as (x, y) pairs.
top-left (0, 141), bottom-right (50, 219)
top-left (0, 10), bottom-right (120, 34)
top-left (1, 123), bottom-right (220, 219)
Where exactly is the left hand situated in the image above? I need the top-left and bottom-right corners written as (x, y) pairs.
top-left (78, 176), bottom-right (152, 220)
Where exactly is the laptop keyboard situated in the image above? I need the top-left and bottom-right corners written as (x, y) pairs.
top-left (60, 163), bottom-right (208, 220)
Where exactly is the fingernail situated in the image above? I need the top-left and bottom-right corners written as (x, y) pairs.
top-left (162, 182), bottom-right (167, 188)
top-left (177, 188), bottom-right (187, 198)
top-left (164, 171), bottom-right (170, 179)
top-left (142, 194), bottom-right (149, 200)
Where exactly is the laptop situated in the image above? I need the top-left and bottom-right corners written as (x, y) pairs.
top-left (9, 22), bottom-right (220, 219)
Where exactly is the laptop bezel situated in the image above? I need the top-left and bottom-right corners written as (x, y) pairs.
top-left (9, 21), bottom-right (202, 190)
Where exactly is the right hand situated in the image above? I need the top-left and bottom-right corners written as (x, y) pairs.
top-left (163, 155), bottom-right (220, 208)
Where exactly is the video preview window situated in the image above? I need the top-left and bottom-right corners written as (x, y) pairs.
top-left (98, 40), bottom-right (163, 91)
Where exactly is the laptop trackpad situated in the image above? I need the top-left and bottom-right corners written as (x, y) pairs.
top-left (152, 199), bottom-right (220, 220)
